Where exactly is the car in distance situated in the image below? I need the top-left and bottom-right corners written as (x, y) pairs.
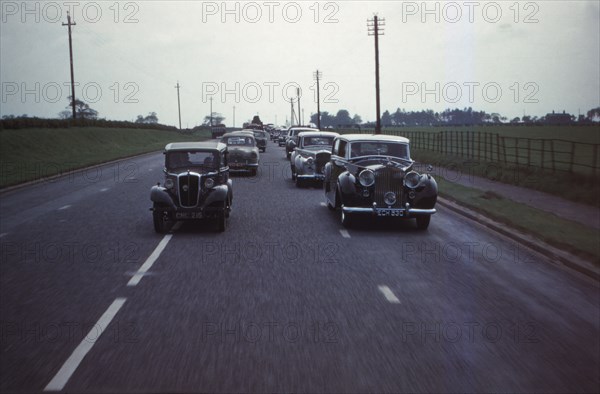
top-left (323, 134), bottom-right (437, 229)
top-left (277, 127), bottom-right (289, 146)
top-left (290, 131), bottom-right (339, 187)
top-left (249, 129), bottom-right (268, 152)
top-left (211, 124), bottom-right (227, 139)
top-left (285, 126), bottom-right (320, 159)
top-left (221, 131), bottom-right (260, 176)
top-left (150, 141), bottom-right (232, 233)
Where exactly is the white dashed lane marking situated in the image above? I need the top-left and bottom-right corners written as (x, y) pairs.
top-left (339, 229), bottom-right (351, 238)
top-left (100, 188), bottom-right (109, 192)
top-left (127, 234), bottom-right (173, 286)
top-left (58, 205), bottom-right (71, 211)
top-left (378, 285), bottom-right (401, 304)
top-left (44, 298), bottom-right (127, 392)
top-left (320, 202), bottom-right (327, 207)
top-left (0, 233), bottom-right (7, 238)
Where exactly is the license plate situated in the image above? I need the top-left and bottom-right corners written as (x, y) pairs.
top-left (376, 209), bottom-right (403, 217)
top-left (176, 211), bottom-right (203, 219)
top-left (230, 162), bottom-right (243, 168)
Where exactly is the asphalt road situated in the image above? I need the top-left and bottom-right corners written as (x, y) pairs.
top-left (1, 139), bottom-right (599, 393)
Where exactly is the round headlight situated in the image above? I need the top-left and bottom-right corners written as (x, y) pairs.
top-left (404, 171), bottom-right (421, 189)
top-left (165, 178), bottom-right (174, 189)
top-left (306, 157), bottom-right (314, 165)
top-left (358, 169), bottom-right (375, 187)
top-left (204, 177), bottom-right (215, 189)
top-left (384, 192), bottom-right (397, 206)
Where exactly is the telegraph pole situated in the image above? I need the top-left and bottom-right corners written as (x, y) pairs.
top-left (368, 14), bottom-right (385, 134)
top-left (297, 88), bottom-right (302, 125)
top-left (175, 82), bottom-right (182, 129)
top-left (313, 70), bottom-right (322, 130)
top-left (233, 105), bottom-right (236, 128)
top-left (62, 11), bottom-right (76, 119)
top-left (209, 96), bottom-right (213, 127)
top-left (287, 97), bottom-right (297, 126)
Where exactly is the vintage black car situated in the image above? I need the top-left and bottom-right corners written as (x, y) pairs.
top-left (221, 131), bottom-right (260, 175)
top-left (290, 131), bottom-right (339, 187)
top-left (323, 134), bottom-right (437, 229)
top-left (150, 141), bottom-right (233, 233)
top-left (278, 128), bottom-right (289, 146)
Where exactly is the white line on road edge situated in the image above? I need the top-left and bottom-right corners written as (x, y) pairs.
top-left (378, 285), bottom-right (401, 304)
top-left (339, 229), bottom-right (351, 238)
top-left (58, 205), bottom-right (71, 210)
top-left (99, 188), bottom-right (109, 192)
top-left (44, 298), bottom-right (127, 392)
top-left (127, 234), bottom-right (173, 286)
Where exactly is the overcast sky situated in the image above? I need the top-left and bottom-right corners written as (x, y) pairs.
top-left (1, 0), bottom-right (599, 127)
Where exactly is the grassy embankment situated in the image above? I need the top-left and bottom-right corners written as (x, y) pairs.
top-left (0, 127), bottom-right (209, 188)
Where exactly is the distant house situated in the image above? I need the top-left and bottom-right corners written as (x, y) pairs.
top-left (545, 110), bottom-right (572, 125)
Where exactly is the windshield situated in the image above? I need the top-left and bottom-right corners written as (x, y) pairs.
top-left (303, 136), bottom-right (335, 147)
top-left (253, 131), bottom-right (267, 138)
top-left (166, 151), bottom-right (219, 170)
top-left (349, 142), bottom-right (409, 159)
top-left (223, 136), bottom-right (255, 146)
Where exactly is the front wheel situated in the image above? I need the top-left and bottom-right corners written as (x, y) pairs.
top-left (341, 209), bottom-right (353, 228)
top-left (291, 166), bottom-right (296, 181)
top-left (153, 204), bottom-right (169, 234)
top-left (216, 201), bottom-right (227, 232)
top-left (416, 215), bottom-right (431, 230)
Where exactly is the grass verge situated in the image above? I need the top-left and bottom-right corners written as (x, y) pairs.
top-left (0, 127), bottom-right (209, 188)
top-left (436, 177), bottom-right (600, 264)
top-left (413, 149), bottom-right (599, 207)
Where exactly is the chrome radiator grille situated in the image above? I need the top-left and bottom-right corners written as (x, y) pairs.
top-left (178, 173), bottom-right (200, 207)
top-left (374, 167), bottom-right (404, 207)
top-left (315, 152), bottom-right (330, 174)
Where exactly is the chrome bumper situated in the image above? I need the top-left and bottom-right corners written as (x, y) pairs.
top-left (342, 202), bottom-right (436, 216)
top-left (297, 174), bottom-right (325, 180)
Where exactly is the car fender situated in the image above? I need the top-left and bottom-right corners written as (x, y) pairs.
top-left (413, 176), bottom-right (438, 208)
top-left (204, 184), bottom-right (229, 207)
top-left (150, 186), bottom-right (176, 209)
top-left (338, 171), bottom-right (356, 195)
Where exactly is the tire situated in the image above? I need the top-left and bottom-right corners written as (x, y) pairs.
top-left (295, 177), bottom-right (304, 188)
top-left (286, 151), bottom-right (291, 159)
top-left (416, 215), bottom-right (431, 230)
top-left (340, 208), bottom-right (353, 228)
top-left (216, 201), bottom-right (227, 232)
top-left (250, 168), bottom-right (257, 176)
top-left (291, 166), bottom-right (296, 181)
top-left (152, 204), bottom-right (168, 234)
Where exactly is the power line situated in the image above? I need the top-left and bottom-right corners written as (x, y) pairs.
top-left (368, 14), bottom-right (385, 134)
top-left (62, 11), bottom-right (76, 119)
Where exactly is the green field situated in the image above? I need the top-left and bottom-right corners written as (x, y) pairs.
top-left (348, 125), bottom-right (600, 144)
top-left (0, 127), bottom-right (209, 188)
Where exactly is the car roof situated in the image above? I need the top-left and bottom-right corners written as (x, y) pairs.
top-left (298, 131), bottom-right (340, 138)
top-left (289, 127), bottom-right (319, 131)
top-left (338, 134), bottom-right (410, 143)
top-left (165, 141), bottom-right (226, 151)
top-left (222, 131), bottom-right (255, 138)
